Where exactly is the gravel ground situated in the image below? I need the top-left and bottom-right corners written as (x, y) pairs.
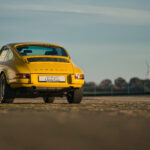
top-left (0, 96), bottom-right (150, 150)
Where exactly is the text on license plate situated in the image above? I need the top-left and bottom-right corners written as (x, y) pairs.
top-left (38, 76), bottom-right (66, 82)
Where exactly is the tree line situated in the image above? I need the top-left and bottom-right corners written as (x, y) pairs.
top-left (84, 77), bottom-right (150, 95)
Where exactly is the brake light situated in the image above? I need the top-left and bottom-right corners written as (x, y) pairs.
top-left (74, 74), bottom-right (84, 80)
top-left (16, 73), bottom-right (30, 79)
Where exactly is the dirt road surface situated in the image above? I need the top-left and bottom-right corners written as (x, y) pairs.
top-left (0, 96), bottom-right (150, 150)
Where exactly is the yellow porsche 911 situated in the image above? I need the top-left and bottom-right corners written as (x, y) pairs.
top-left (0, 43), bottom-right (84, 103)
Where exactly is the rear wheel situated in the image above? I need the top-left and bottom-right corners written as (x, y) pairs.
top-left (43, 96), bottom-right (55, 103)
top-left (0, 73), bottom-right (15, 103)
top-left (67, 88), bottom-right (83, 104)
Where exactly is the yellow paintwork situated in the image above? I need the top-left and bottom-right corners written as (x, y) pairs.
top-left (1, 43), bottom-right (84, 89)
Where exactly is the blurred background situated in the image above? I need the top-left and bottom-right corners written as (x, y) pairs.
top-left (0, 0), bottom-right (150, 95)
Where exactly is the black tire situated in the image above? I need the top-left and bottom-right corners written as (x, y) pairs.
top-left (0, 73), bottom-right (15, 103)
top-left (67, 88), bottom-right (83, 104)
top-left (43, 96), bottom-right (55, 103)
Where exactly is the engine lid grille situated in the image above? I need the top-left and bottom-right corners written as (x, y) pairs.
top-left (27, 57), bottom-right (69, 63)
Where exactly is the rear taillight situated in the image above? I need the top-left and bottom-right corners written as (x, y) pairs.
top-left (16, 73), bottom-right (30, 79)
top-left (74, 74), bottom-right (84, 80)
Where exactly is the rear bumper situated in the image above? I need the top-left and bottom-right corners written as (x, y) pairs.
top-left (14, 86), bottom-right (76, 98)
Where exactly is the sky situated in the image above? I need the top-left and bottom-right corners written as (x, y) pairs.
top-left (0, 0), bottom-right (150, 84)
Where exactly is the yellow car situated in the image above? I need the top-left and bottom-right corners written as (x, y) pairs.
top-left (0, 43), bottom-right (84, 103)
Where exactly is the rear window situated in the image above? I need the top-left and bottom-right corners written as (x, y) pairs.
top-left (16, 45), bottom-right (68, 57)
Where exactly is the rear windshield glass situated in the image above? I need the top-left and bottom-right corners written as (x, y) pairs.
top-left (16, 45), bottom-right (68, 57)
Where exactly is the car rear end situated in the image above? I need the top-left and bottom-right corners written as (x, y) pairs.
top-left (10, 43), bottom-right (84, 102)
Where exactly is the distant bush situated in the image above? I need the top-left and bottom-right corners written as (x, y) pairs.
top-left (83, 77), bottom-right (150, 95)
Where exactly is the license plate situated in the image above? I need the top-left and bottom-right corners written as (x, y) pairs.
top-left (39, 76), bottom-right (66, 82)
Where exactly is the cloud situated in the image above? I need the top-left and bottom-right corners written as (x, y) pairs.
top-left (1, 4), bottom-right (150, 25)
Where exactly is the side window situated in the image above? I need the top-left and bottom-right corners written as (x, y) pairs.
top-left (0, 47), bottom-right (9, 62)
top-left (8, 50), bottom-right (14, 60)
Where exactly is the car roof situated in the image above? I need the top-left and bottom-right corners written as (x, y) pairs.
top-left (5, 42), bottom-right (63, 48)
